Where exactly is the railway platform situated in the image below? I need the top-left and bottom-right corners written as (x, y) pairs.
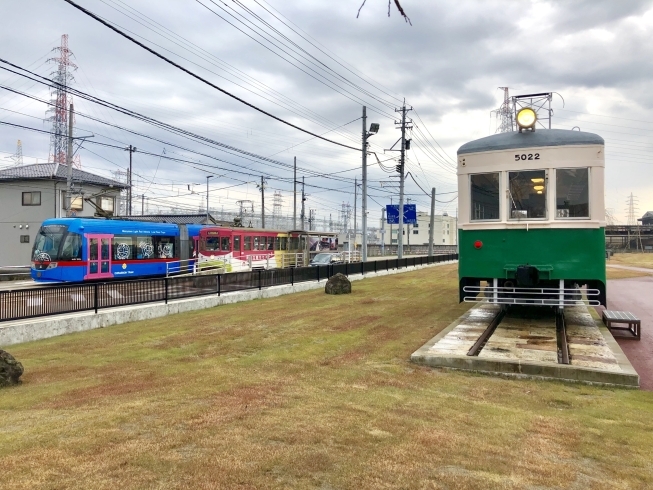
top-left (411, 303), bottom-right (639, 387)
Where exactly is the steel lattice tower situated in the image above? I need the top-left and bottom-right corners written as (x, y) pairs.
top-left (626, 193), bottom-right (639, 226)
top-left (10, 140), bottom-right (23, 166)
top-left (272, 191), bottom-right (283, 228)
top-left (46, 35), bottom-right (77, 165)
top-left (494, 87), bottom-right (514, 133)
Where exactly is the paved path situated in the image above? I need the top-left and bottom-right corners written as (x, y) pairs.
top-left (601, 276), bottom-right (653, 390)
top-left (606, 264), bottom-right (653, 274)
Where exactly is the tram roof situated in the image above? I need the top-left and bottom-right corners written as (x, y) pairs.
top-left (457, 129), bottom-right (604, 155)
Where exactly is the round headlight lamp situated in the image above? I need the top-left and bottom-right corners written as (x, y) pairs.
top-left (516, 108), bottom-right (537, 131)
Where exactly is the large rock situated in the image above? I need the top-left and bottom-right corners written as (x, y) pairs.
top-left (0, 350), bottom-right (23, 387)
top-left (325, 273), bottom-right (352, 295)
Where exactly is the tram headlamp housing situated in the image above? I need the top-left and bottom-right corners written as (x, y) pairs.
top-left (516, 108), bottom-right (537, 132)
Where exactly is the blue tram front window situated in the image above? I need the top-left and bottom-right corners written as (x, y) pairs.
top-left (470, 173), bottom-right (500, 221)
top-left (509, 170), bottom-right (547, 219)
top-left (59, 232), bottom-right (82, 261)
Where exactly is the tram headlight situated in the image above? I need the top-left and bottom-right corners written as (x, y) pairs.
top-left (516, 108), bottom-right (537, 130)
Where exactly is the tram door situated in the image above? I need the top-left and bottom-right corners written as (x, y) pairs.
top-left (85, 234), bottom-right (114, 280)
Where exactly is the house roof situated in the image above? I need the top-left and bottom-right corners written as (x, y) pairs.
top-left (120, 214), bottom-right (229, 225)
top-left (458, 129), bottom-right (604, 155)
top-left (0, 163), bottom-right (127, 188)
top-left (641, 211), bottom-right (653, 220)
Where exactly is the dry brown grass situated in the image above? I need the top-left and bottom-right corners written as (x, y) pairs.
top-left (2, 264), bottom-right (653, 489)
top-left (609, 253), bottom-right (653, 269)
top-left (606, 268), bottom-right (651, 280)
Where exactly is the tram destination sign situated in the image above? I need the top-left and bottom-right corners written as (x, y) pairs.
top-left (386, 204), bottom-right (417, 225)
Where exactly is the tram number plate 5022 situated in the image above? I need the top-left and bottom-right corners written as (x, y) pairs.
top-left (514, 153), bottom-right (540, 161)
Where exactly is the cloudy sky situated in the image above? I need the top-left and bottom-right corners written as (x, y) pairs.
top-left (1, 0), bottom-right (652, 226)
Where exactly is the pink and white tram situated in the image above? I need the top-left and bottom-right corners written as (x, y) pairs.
top-left (197, 227), bottom-right (338, 272)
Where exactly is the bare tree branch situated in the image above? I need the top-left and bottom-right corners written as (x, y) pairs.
top-left (356, 0), bottom-right (368, 19)
top-left (393, 0), bottom-right (412, 25)
top-left (357, 0), bottom-right (412, 25)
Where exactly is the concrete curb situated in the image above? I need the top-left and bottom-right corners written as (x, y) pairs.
top-left (0, 260), bottom-right (456, 347)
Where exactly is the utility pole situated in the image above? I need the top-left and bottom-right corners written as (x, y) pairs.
top-left (381, 206), bottom-right (386, 256)
top-left (396, 101), bottom-right (412, 259)
top-left (429, 187), bottom-right (436, 256)
top-left (142, 194), bottom-right (145, 216)
top-left (125, 145), bottom-right (137, 215)
top-left (362, 106), bottom-right (367, 261)
top-left (259, 176), bottom-right (266, 228)
top-left (354, 177), bottom-right (357, 249)
top-left (65, 103), bottom-right (74, 215)
top-left (206, 175), bottom-right (214, 224)
top-left (293, 156), bottom-right (297, 229)
top-left (361, 106), bottom-right (378, 262)
top-left (301, 176), bottom-right (306, 230)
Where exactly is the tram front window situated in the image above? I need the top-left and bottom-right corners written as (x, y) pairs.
top-left (470, 173), bottom-right (500, 221)
top-left (556, 168), bottom-right (589, 218)
top-left (32, 225), bottom-right (67, 261)
top-left (509, 170), bottom-right (547, 219)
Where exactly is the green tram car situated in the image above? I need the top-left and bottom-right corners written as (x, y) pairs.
top-left (457, 127), bottom-right (606, 307)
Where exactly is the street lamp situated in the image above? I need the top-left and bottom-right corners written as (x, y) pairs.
top-left (206, 175), bottom-right (214, 224)
top-left (362, 111), bottom-right (379, 263)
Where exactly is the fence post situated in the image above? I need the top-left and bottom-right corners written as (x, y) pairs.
top-left (345, 262), bottom-right (348, 276)
top-left (217, 274), bottom-right (221, 296)
top-left (165, 277), bottom-right (169, 304)
top-left (291, 267), bottom-right (294, 286)
top-left (317, 265), bottom-right (320, 282)
top-left (258, 269), bottom-right (262, 290)
top-left (94, 283), bottom-right (98, 314)
top-left (374, 260), bottom-right (377, 274)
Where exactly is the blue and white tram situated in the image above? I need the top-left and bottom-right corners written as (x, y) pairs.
top-left (30, 218), bottom-right (202, 282)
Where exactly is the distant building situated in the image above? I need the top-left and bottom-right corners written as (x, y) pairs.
top-left (640, 211), bottom-right (653, 226)
top-left (0, 163), bottom-right (126, 266)
top-left (379, 211), bottom-right (457, 246)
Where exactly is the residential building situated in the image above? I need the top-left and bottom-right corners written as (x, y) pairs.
top-left (0, 163), bottom-right (126, 266)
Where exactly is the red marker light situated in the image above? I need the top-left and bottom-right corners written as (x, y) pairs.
top-left (474, 240), bottom-right (483, 249)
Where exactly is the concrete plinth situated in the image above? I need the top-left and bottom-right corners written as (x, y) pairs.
top-left (411, 303), bottom-right (640, 388)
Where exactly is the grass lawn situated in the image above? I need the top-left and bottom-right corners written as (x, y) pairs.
top-left (606, 267), bottom-right (651, 280)
top-left (2, 264), bottom-right (653, 489)
top-left (609, 253), bottom-right (653, 269)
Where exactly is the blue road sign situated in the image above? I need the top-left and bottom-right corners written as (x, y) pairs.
top-left (386, 204), bottom-right (417, 225)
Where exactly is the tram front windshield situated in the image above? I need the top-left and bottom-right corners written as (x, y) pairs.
top-left (32, 225), bottom-right (67, 261)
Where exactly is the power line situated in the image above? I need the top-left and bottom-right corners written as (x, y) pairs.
top-left (62, 0), bottom-right (360, 151)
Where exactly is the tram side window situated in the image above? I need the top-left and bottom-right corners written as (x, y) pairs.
top-left (274, 237), bottom-right (280, 250)
top-left (289, 237), bottom-right (299, 250)
top-left (267, 237), bottom-right (274, 250)
top-left (221, 236), bottom-right (231, 251)
top-left (113, 236), bottom-right (135, 260)
top-left (244, 236), bottom-right (252, 251)
top-left (470, 173), bottom-right (500, 221)
top-left (509, 170), bottom-right (547, 219)
top-left (556, 168), bottom-right (589, 218)
top-left (253, 236), bottom-right (260, 250)
top-left (234, 235), bottom-right (241, 252)
top-left (154, 236), bottom-right (175, 259)
top-left (280, 237), bottom-right (288, 251)
top-left (136, 237), bottom-right (155, 259)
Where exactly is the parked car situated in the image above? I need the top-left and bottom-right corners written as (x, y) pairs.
top-left (309, 252), bottom-right (343, 266)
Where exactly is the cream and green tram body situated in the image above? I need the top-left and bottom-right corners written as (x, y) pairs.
top-left (457, 129), bottom-right (607, 307)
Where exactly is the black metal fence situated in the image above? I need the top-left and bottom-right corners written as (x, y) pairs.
top-left (0, 254), bottom-right (457, 323)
